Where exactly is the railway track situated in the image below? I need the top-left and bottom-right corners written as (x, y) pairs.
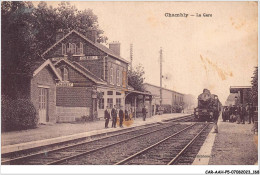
top-left (2, 115), bottom-right (193, 165)
top-left (114, 123), bottom-right (211, 165)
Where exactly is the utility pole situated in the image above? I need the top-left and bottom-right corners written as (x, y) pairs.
top-left (160, 47), bottom-right (162, 106)
top-left (130, 43), bottom-right (133, 72)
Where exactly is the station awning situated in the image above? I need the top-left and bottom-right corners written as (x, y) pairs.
top-left (230, 86), bottom-right (252, 93)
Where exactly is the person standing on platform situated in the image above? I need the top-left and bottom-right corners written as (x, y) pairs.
top-left (104, 106), bottom-right (110, 128)
top-left (248, 103), bottom-right (254, 124)
top-left (142, 105), bottom-right (147, 121)
top-left (212, 96), bottom-right (220, 133)
top-left (111, 105), bottom-right (117, 128)
top-left (241, 104), bottom-right (246, 124)
top-left (119, 106), bottom-right (124, 127)
top-left (125, 107), bottom-right (129, 121)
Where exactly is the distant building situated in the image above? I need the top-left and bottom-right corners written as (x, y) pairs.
top-left (143, 83), bottom-right (184, 114)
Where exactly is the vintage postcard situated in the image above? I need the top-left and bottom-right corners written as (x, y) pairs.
top-left (1, 1), bottom-right (258, 174)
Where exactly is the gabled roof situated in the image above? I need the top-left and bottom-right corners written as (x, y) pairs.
top-left (72, 61), bottom-right (106, 83)
top-left (41, 29), bottom-right (129, 64)
top-left (33, 59), bottom-right (62, 81)
top-left (54, 58), bottom-right (107, 85)
top-left (143, 83), bottom-right (184, 95)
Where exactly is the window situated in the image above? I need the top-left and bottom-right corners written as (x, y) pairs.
top-left (56, 68), bottom-right (61, 76)
top-left (78, 42), bottom-right (83, 54)
top-left (116, 98), bottom-right (121, 108)
top-left (122, 70), bottom-right (127, 87)
top-left (107, 98), bottom-right (113, 109)
top-left (107, 91), bottom-right (113, 95)
top-left (62, 43), bottom-right (66, 55)
top-left (116, 69), bottom-right (120, 86)
top-left (99, 98), bottom-right (104, 109)
top-left (67, 43), bottom-right (72, 53)
top-left (61, 67), bottom-right (68, 81)
top-left (116, 92), bottom-right (121, 95)
top-left (72, 43), bottom-right (76, 54)
top-left (110, 67), bottom-right (114, 84)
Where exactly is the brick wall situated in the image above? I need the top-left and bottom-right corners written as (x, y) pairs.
top-left (56, 106), bottom-right (90, 122)
top-left (56, 63), bottom-right (95, 86)
top-left (56, 87), bottom-right (92, 122)
top-left (56, 87), bottom-right (92, 107)
top-left (78, 59), bottom-right (103, 79)
top-left (30, 66), bottom-right (57, 123)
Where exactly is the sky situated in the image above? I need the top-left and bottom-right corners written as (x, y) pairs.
top-left (40, 1), bottom-right (258, 104)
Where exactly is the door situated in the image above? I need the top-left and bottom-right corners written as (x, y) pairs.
top-left (39, 88), bottom-right (48, 123)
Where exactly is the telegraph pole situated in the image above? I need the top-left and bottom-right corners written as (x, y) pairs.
top-left (130, 43), bottom-right (133, 72)
top-left (160, 47), bottom-right (162, 106)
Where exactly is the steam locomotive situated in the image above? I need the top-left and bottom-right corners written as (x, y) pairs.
top-left (194, 89), bottom-right (221, 122)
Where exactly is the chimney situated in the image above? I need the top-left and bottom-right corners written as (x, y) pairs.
top-left (109, 41), bottom-right (121, 56)
top-left (56, 29), bottom-right (64, 42)
top-left (85, 29), bottom-right (97, 43)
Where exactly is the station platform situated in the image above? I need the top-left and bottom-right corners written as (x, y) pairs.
top-left (193, 117), bottom-right (258, 165)
top-left (1, 113), bottom-right (190, 154)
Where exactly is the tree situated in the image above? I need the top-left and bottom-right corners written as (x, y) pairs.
top-left (128, 64), bottom-right (145, 92)
top-left (250, 66), bottom-right (258, 106)
top-left (1, 1), bottom-right (108, 98)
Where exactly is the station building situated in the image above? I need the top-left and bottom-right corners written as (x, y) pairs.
top-left (37, 29), bottom-right (152, 122)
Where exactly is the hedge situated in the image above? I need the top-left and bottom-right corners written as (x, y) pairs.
top-left (2, 95), bottom-right (38, 132)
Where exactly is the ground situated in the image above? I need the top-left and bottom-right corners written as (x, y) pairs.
top-left (1, 113), bottom-right (188, 146)
top-left (209, 121), bottom-right (258, 165)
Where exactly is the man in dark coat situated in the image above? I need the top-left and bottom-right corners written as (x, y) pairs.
top-left (119, 106), bottom-right (124, 127)
top-left (248, 103), bottom-right (254, 124)
top-left (111, 105), bottom-right (117, 128)
top-left (104, 106), bottom-right (110, 128)
top-left (125, 107), bottom-right (129, 121)
top-left (241, 105), bottom-right (246, 124)
top-left (142, 105), bottom-right (147, 121)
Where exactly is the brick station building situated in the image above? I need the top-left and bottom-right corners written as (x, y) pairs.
top-left (38, 29), bottom-right (152, 122)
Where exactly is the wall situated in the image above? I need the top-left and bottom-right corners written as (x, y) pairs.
top-left (30, 66), bottom-right (57, 123)
top-left (56, 87), bottom-right (92, 122)
top-left (144, 84), bottom-right (184, 106)
top-left (107, 56), bottom-right (128, 88)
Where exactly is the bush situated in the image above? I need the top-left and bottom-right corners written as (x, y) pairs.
top-left (2, 96), bottom-right (38, 132)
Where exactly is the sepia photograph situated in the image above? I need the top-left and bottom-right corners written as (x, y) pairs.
top-left (1, 1), bottom-right (259, 174)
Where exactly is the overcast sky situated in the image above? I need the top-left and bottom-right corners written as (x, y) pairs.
top-left (41, 1), bottom-right (258, 104)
